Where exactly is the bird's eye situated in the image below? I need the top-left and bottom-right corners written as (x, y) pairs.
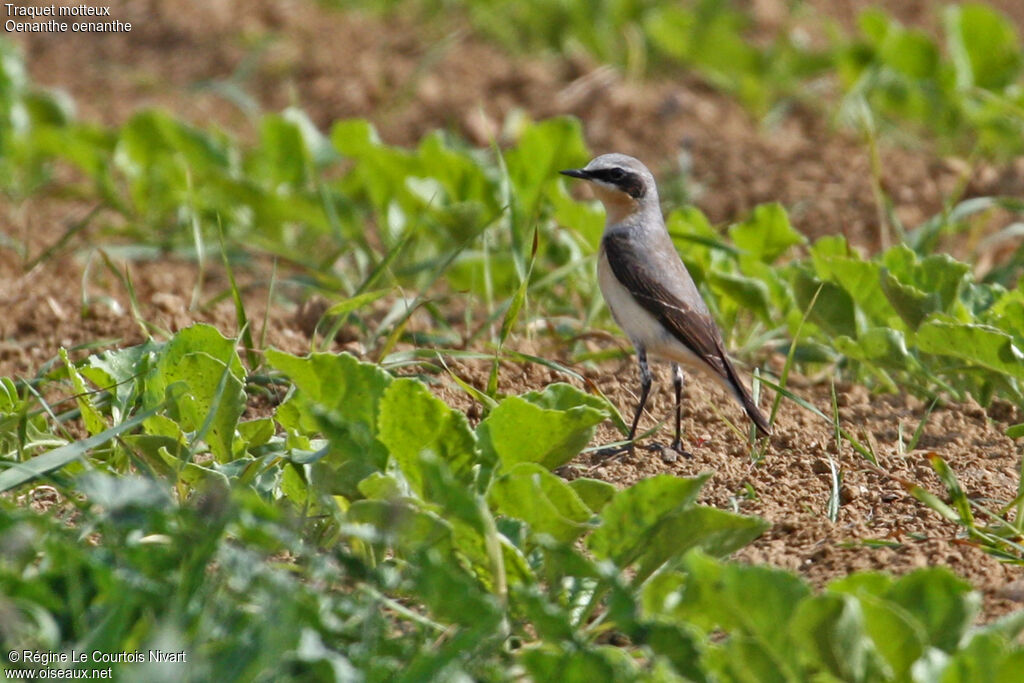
top-left (607, 168), bottom-right (626, 181)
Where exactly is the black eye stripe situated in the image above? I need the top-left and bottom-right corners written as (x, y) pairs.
top-left (589, 168), bottom-right (627, 183)
top-left (589, 168), bottom-right (646, 199)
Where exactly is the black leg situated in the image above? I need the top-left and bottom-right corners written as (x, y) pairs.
top-left (625, 348), bottom-right (653, 452)
top-left (671, 363), bottom-right (684, 451)
top-left (593, 347), bottom-right (652, 460)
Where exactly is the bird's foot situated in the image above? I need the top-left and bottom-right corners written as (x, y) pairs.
top-left (590, 442), bottom-right (635, 463)
top-left (647, 440), bottom-right (693, 463)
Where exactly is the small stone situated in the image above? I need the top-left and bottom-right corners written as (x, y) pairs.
top-left (839, 485), bottom-right (858, 504)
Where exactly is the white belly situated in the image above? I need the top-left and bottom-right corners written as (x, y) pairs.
top-left (597, 251), bottom-right (734, 393)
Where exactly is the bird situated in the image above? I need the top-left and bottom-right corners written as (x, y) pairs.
top-left (560, 153), bottom-right (772, 455)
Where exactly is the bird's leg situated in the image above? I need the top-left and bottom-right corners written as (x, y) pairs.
top-left (671, 362), bottom-right (684, 452)
top-left (593, 347), bottom-right (652, 460)
top-left (645, 363), bottom-right (693, 461)
top-left (625, 348), bottom-right (653, 453)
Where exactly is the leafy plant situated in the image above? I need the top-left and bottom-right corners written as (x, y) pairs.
top-left (5, 331), bottom-right (1023, 680)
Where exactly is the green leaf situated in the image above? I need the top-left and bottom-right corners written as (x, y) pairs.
top-left (377, 378), bottom-right (480, 495)
top-left (793, 270), bottom-right (857, 338)
top-left (347, 499), bottom-right (453, 553)
top-left (830, 575), bottom-right (926, 679)
top-left (709, 270), bottom-right (772, 323)
top-left (945, 3), bottom-right (1022, 90)
top-left (879, 267), bottom-right (941, 330)
top-left (488, 462), bottom-right (594, 543)
top-left (60, 348), bottom-right (106, 436)
top-left (81, 342), bottom-right (156, 419)
top-left (143, 326), bottom-right (246, 462)
top-left (674, 551), bottom-right (810, 651)
top-left (568, 477), bottom-right (617, 514)
top-left (790, 594), bottom-right (883, 683)
top-left (634, 507), bottom-right (769, 584)
top-left (266, 349), bottom-right (391, 439)
top-left (997, 650), bottom-right (1024, 683)
top-left (833, 327), bottom-right (918, 370)
top-left (917, 320), bottom-right (1024, 381)
top-left (521, 646), bottom-right (633, 682)
top-left (411, 549), bottom-right (503, 630)
top-left (477, 383), bottom-right (609, 471)
top-left (323, 289), bottom-right (391, 317)
top-left (0, 407), bottom-right (158, 492)
top-left (588, 475), bottom-right (709, 568)
top-left (252, 113), bottom-right (309, 187)
top-left (729, 203), bottom-right (805, 264)
top-left (884, 568), bottom-right (980, 653)
top-left (881, 27), bottom-right (940, 79)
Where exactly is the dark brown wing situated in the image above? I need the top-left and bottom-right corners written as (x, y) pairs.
top-left (603, 230), bottom-right (727, 373)
top-left (603, 230), bottom-right (772, 435)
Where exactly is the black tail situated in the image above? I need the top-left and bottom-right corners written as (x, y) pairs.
top-left (721, 353), bottom-right (772, 437)
top-left (740, 386), bottom-right (772, 436)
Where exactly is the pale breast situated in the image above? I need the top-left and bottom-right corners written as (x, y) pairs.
top-left (597, 248), bottom-right (730, 386)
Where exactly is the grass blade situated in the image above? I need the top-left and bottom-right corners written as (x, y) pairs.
top-left (0, 406), bottom-right (159, 491)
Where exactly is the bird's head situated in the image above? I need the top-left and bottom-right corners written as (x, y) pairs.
top-left (560, 153), bottom-right (658, 223)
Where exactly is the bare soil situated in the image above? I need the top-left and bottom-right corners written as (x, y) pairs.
top-left (4, 0), bottom-right (1024, 618)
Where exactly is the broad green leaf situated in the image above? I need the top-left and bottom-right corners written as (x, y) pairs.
top-left (709, 270), bottom-right (772, 323)
top-left (252, 113), bottom-right (309, 187)
top-left (634, 507), bottom-right (769, 584)
top-left (81, 342), bottom-right (156, 420)
top-left (477, 383), bottom-right (608, 471)
top-left (504, 116), bottom-right (589, 227)
top-left (675, 552), bottom-right (809, 652)
top-left (511, 584), bottom-right (577, 643)
top-left (377, 378), bottom-right (480, 494)
top-left (551, 183), bottom-right (604, 250)
top-left (884, 568), bottom-right (980, 653)
top-left (411, 549), bottom-right (503, 630)
top-left (145, 350), bottom-right (245, 463)
top-left (729, 203), bottom-right (805, 264)
top-left (587, 474), bottom-right (709, 567)
top-left (346, 499), bottom-right (453, 554)
top-left (793, 270), bottom-right (857, 338)
top-left (60, 348), bottom-right (106, 437)
top-left (881, 246), bottom-right (969, 314)
top-left (638, 621), bottom-right (707, 683)
top-left (711, 637), bottom-right (791, 683)
top-left (143, 327), bottom-right (246, 462)
top-left (816, 256), bottom-right (898, 327)
top-left (856, 594), bottom-right (927, 678)
top-left (879, 267), bottom-right (941, 330)
top-left (237, 418), bottom-right (274, 450)
top-left (521, 645), bottom-right (633, 682)
top-left (939, 631), bottom-right (1007, 683)
top-left (917, 320), bottom-right (1024, 381)
top-left (150, 324), bottom-right (245, 381)
top-left (266, 351), bottom-right (392, 480)
top-left (997, 651), bottom-right (1024, 683)
top-left (881, 27), bottom-right (940, 79)
top-left (945, 3), bottom-right (1022, 90)
top-left (568, 477), bottom-right (617, 514)
top-left (789, 594), bottom-right (883, 683)
top-left (488, 462), bottom-right (594, 543)
top-left (833, 327), bottom-right (918, 370)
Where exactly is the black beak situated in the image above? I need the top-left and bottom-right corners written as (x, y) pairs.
top-left (560, 168), bottom-right (591, 179)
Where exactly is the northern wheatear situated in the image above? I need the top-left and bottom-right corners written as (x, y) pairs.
top-left (561, 153), bottom-right (772, 454)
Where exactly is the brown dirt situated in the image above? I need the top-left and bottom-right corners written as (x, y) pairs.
top-left (15, 1), bottom-right (1024, 252)
top-left (4, 0), bottom-right (1024, 619)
